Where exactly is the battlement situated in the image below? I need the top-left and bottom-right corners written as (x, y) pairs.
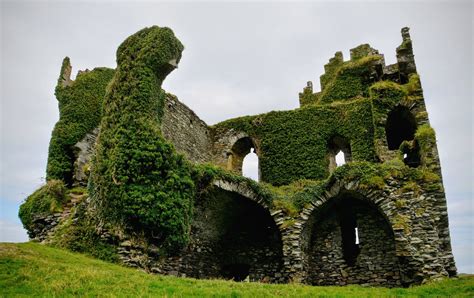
top-left (300, 27), bottom-right (417, 107)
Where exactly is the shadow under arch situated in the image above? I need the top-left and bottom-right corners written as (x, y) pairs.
top-left (301, 188), bottom-right (402, 287)
top-left (191, 179), bottom-right (284, 283)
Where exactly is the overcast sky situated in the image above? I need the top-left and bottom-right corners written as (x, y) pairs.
top-left (1, 1), bottom-right (472, 273)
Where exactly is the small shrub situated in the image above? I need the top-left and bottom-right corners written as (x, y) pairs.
top-left (19, 180), bottom-right (68, 232)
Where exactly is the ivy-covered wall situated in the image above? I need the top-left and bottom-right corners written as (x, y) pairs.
top-left (213, 99), bottom-right (376, 185)
top-left (89, 26), bottom-right (195, 254)
top-left (46, 58), bottom-right (114, 185)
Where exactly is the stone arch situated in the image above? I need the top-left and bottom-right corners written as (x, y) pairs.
top-left (327, 135), bottom-right (352, 173)
top-left (192, 179), bottom-right (285, 283)
top-left (292, 178), bottom-right (408, 287)
top-left (227, 137), bottom-right (260, 179)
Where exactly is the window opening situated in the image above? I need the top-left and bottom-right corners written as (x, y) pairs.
top-left (335, 150), bottom-right (346, 167)
top-left (242, 148), bottom-right (259, 181)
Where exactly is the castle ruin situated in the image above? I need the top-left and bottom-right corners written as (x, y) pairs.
top-left (19, 26), bottom-right (457, 287)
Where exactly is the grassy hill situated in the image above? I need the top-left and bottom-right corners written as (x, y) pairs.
top-left (1, 242), bottom-right (473, 297)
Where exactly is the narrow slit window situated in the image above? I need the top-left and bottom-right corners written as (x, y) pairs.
top-left (355, 227), bottom-right (359, 245)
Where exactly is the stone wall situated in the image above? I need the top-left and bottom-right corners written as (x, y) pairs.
top-left (305, 198), bottom-right (401, 287)
top-left (72, 128), bottom-right (98, 186)
top-left (116, 183), bottom-right (286, 283)
top-left (161, 94), bottom-right (213, 164)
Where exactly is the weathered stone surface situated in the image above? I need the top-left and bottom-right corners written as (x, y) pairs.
top-left (72, 128), bottom-right (98, 186)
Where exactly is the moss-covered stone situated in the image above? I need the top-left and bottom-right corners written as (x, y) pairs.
top-left (46, 59), bottom-right (114, 185)
top-left (18, 180), bottom-right (68, 234)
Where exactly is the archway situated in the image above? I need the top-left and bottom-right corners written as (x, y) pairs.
top-left (193, 186), bottom-right (283, 282)
top-left (306, 191), bottom-right (401, 287)
top-left (328, 135), bottom-right (352, 173)
top-left (385, 106), bottom-right (417, 150)
top-left (242, 149), bottom-right (259, 181)
top-left (228, 137), bottom-right (259, 180)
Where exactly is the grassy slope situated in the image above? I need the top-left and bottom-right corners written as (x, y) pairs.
top-left (1, 243), bottom-right (473, 297)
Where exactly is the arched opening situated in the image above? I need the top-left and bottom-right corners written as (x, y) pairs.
top-left (306, 191), bottom-right (401, 287)
top-left (328, 135), bottom-right (352, 173)
top-left (242, 149), bottom-right (259, 181)
top-left (335, 151), bottom-right (346, 167)
top-left (192, 187), bottom-right (284, 282)
top-left (385, 106), bottom-right (417, 150)
top-left (228, 137), bottom-right (259, 180)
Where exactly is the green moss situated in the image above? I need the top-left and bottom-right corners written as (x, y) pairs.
top-left (402, 74), bottom-right (422, 95)
top-left (19, 180), bottom-right (68, 232)
top-left (193, 163), bottom-right (274, 206)
top-left (420, 169), bottom-right (441, 183)
top-left (90, 26), bottom-right (194, 254)
top-left (363, 176), bottom-right (385, 190)
top-left (395, 199), bottom-right (407, 209)
top-left (393, 214), bottom-right (411, 234)
top-left (392, 213), bottom-right (411, 235)
top-left (415, 207), bottom-right (426, 217)
top-left (214, 99), bottom-right (376, 186)
top-left (415, 124), bottom-right (436, 157)
top-left (272, 199), bottom-right (299, 217)
top-left (46, 59), bottom-right (114, 185)
top-left (369, 80), bottom-right (406, 101)
top-left (400, 181), bottom-right (421, 196)
top-left (318, 55), bottom-right (382, 104)
top-left (281, 219), bottom-right (296, 229)
top-left (67, 186), bottom-right (88, 195)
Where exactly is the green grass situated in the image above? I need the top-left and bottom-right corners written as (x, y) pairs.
top-left (1, 243), bottom-right (472, 297)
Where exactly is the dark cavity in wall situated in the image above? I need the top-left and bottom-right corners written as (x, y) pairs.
top-left (196, 188), bottom-right (283, 282)
top-left (306, 191), bottom-right (401, 286)
top-left (385, 105), bottom-right (420, 167)
top-left (385, 106), bottom-right (417, 150)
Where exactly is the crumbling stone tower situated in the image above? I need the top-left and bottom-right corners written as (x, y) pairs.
top-left (20, 26), bottom-right (456, 287)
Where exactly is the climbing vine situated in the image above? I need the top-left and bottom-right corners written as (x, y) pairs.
top-left (89, 26), bottom-right (194, 254)
top-left (46, 58), bottom-right (114, 185)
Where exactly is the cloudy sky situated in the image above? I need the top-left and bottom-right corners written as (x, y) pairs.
top-left (1, 1), bottom-right (472, 273)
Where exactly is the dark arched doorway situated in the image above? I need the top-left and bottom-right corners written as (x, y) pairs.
top-left (193, 187), bottom-right (283, 282)
top-left (305, 191), bottom-right (401, 287)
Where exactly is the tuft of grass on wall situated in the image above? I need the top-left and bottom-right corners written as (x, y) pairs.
top-left (18, 180), bottom-right (68, 234)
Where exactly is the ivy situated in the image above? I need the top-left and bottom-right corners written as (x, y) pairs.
top-left (46, 58), bottom-right (114, 185)
top-left (213, 99), bottom-right (376, 186)
top-left (89, 26), bottom-right (194, 254)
